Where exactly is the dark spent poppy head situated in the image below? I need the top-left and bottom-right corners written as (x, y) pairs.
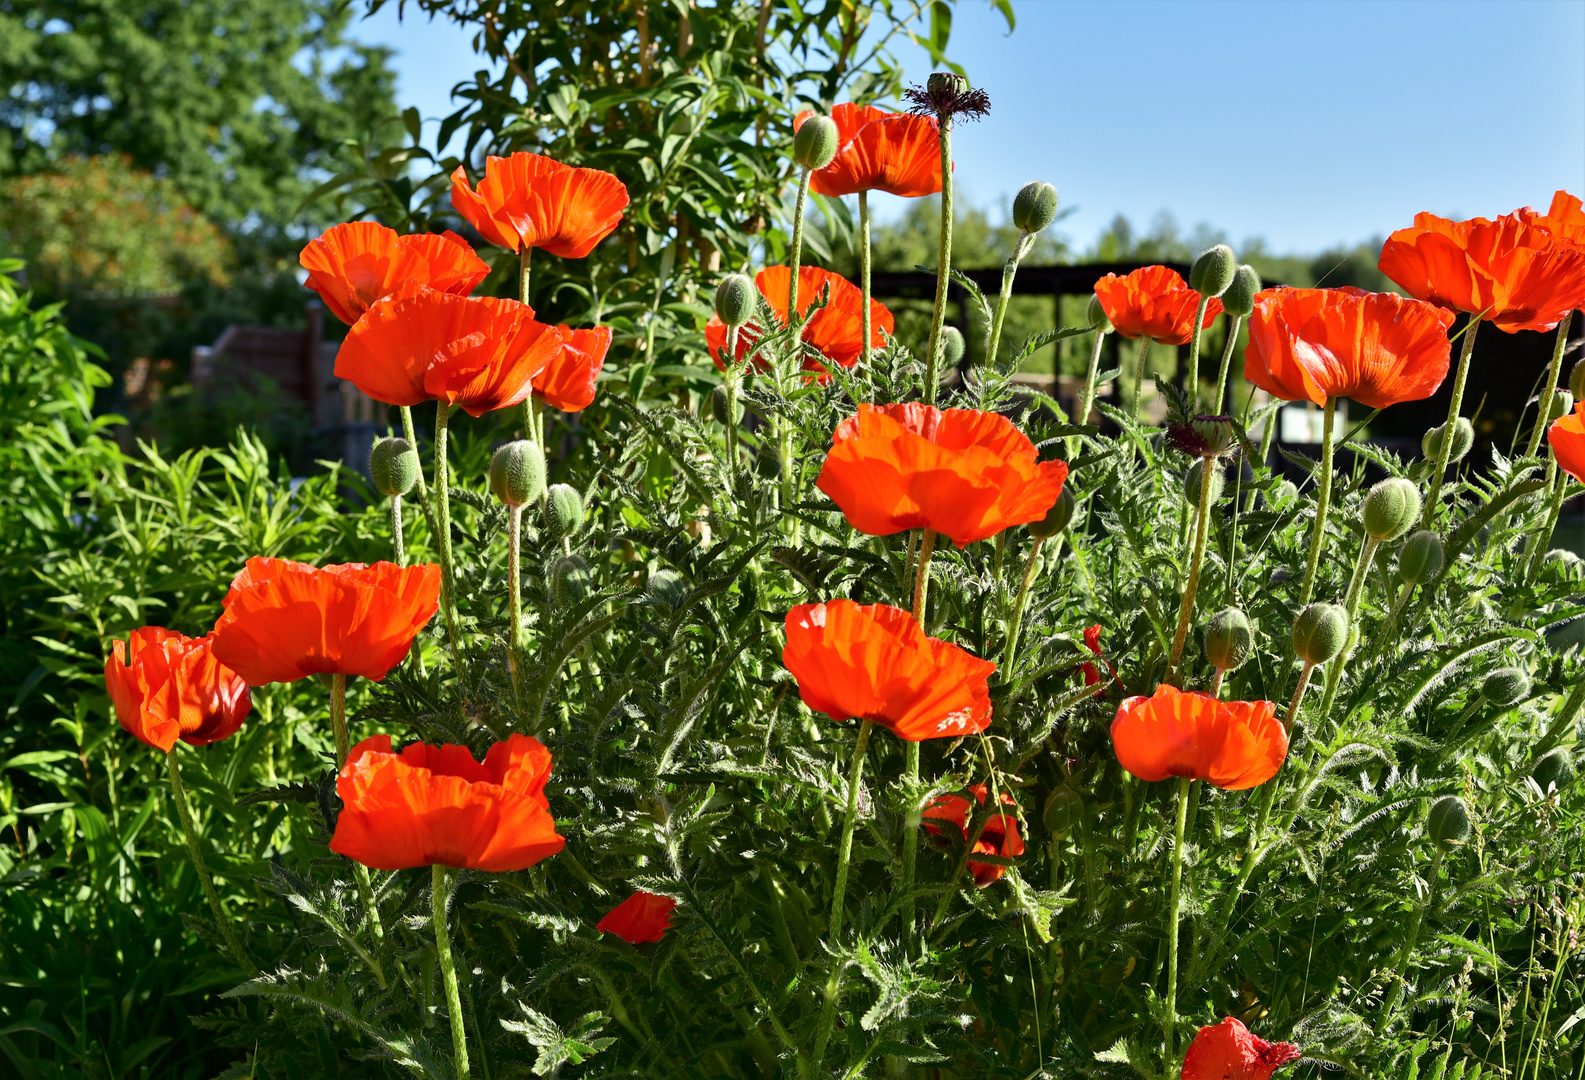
top-left (903, 79), bottom-right (991, 121)
top-left (1167, 415), bottom-right (1238, 458)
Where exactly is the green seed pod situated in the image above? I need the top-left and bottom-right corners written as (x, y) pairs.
top-left (1531, 747), bottom-right (1575, 793)
top-left (1087, 294), bottom-right (1112, 332)
top-left (1362, 477), bottom-right (1422, 542)
top-left (1189, 244), bottom-right (1237, 298)
top-left (1028, 488), bottom-right (1076, 539)
top-left (645, 568), bottom-right (689, 608)
top-left (1220, 264), bottom-right (1262, 318)
top-left (709, 384), bottom-right (744, 425)
top-left (1426, 795), bottom-right (1471, 848)
top-left (1291, 602), bottom-right (1349, 666)
top-left (1042, 785), bottom-right (1084, 839)
top-left (792, 115), bottom-right (839, 170)
top-left (1271, 479), bottom-right (1298, 504)
top-left (548, 553), bottom-right (592, 608)
top-left (1185, 460), bottom-right (1225, 506)
top-left (1481, 666), bottom-right (1530, 707)
top-left (1421, 416), bottom-right (1474, 465)
top-left (714, 273), bottom-right (756, 328)
top-left (1542, 547), bottom-right (1583, 584)
top-left (1204, 608), bottom-right (1254, 673)
top-left (488, 440), bottom-right (547, 509)
top-left (546, 483), bottom-right (585, 540)
top-left (369, 437), bottom-right (419, 498)
top-left (1548, 390), bottom-right (1575, 423)
top-left (1012, 181), bottom-right (1059, 234)
top-left (1397, 530), bottom-right (1444, 585)
top-left (927, 71), bottom-right (971, 98)
top-left (941, 326), bottom-right (966, 367)
top-left (1571, 358), bottom-right (1585, 402)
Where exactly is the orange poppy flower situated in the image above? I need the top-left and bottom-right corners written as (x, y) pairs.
top-left (816, 403), bottom-right (1068, 547)
top-left (1377, 210), bottom-right (1585, 333)
top-left (596, 891), bottom-right (679, 944)
top-left (1181, 1018), bottom-right (1302, 1080)
top-left (782, 599), bottom-right (994, 741)
top-left (105, 628), bottom-right (250, 752)
top-left (334, 285), bottom-right (567, 417)
top-left (1523, 190), bottom-right (1585, 249)
top-left (209, 558), bottom-right (441, 686)
top-left (532, 326), bottom-right (612, 413)
top-left (794, 103), bottom-right (942, 198)
top-left (329, 734), bottom-right (565, 872)
top-left (705, 265), bottom-right (894, 379)
top-left (922, 784), bottom-right (1026, 887)
top-left (450, 152), bottom-right (629, 257)
top-left (299, 222), bottom-right (490, 327)
top-left (1111, 684), bottom-right (1286, 790)
top-left (1093, 265), bottom-right (1223, 345)
top-left (1242, 287), bottom-right (1454, 409)
top-left (1547, 399), bottom-right (1585, 483)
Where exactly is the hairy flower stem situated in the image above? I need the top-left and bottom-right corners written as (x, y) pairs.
top-left (1379, 847), bottom-right (1444, 1032)
top-left (1163, 776), bottom-right (1192, 1064)
top-left (1183, 295), bottom-right (1211, 399)
top-left (787, 168), bottom-right (814, 319)
top-left (1073, 326), bottom-right (1110, 459)
top-left (1129, 335), bottom-right (1153, 425)
top-left (1315, 538), bottom-right (1379, 727)
top-left (1211, 315), bottom-right (1245, 414)
top-left (859, 191), bottom-right (873, 369)
top-left (1249, 397), bottom-right (1279, 514)
top-left (810, 722), bottom-right (874, 1078)
top-left (1527, 467), bottom-right (1571, 583)
top-left (506, 506), bottom-right (525, 710)
top-left (899, 531), bottom-right (937, 953)
top-left (1003, 537), bottom-right (1047, 669)
top-left (1367, 580), bottom-right (1416, 661)
top-left (399, 406), bottom-right (436, 533)
top-left (911, 529), bottom-right (937, 627)
top-left (518, 246), bottom-right (531, 306)
top-left (331, 674), bottom-right (388, 959)
top-left (1285, 661), bottom-right (1317, 733)
top-left (1298, 396), bottom-right (1338, 607)
top-left (1526, 312), bottom-right (1574, 460)
top-left (433, 864), bottom-right (472, 1080)
top-left (1168, 454), bottom-right (1217, 683)
top-left (390, 494), bottom-right (406, 565)
top-left (167, 748), bottom-right (255, 974)
top-left (981, 231), bottom-right (1033, 405)
top-left (923, 117), bottom-right (954, 406)
top-left (1423, 318), bottom-right (1480, 529)
top-left (432, 405), bottom-right (462, 665)
top-left (724, 327), bottom-right (742, 469)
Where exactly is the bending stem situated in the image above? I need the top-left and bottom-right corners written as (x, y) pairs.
top-left (167, 748), bottom-right (255, 973)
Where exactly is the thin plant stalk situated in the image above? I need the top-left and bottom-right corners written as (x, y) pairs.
top-left (858, 190), bottom-right (873, 369)
top-left (1314, 536), bottom-right (1380, 725)
top-left (724, 326), bottom-right (742, 469)
top-left (1129, 335), bottom-right (1153, 425)
top-left (810, 718), bottom-right (874, 1075)
top-left (506, 505), bottom-right (525, 709)
top-left (1286, 660), bottom-right (1317, 733)
top-left (1526, 467), bottom-right (1572, 583)
top-left (1367, 579), bottom-right (1415, 661)
top-left (389, 494), bottom-right (406, 566)
top-left (1003, 536), bottom-right (1047, 667)
top-left (1073, 326), bottom-right (1110, 458)
top-left (518, 246), bottom-right (532, 306)
top-left (1422, 318), bottom-right (1480, 529)
top-left (1182, 295), bottom-right (1210, 400)
top-left (1250, 397), bottom-right (1279, 515)
top-left (1298, 397), bottom-right (1338, 607)
top-left (331, 674), bottom-right (388, 957)
top-left (981, 230), bottom-right (1034, 404)
top-left (166, 747), bottom-right (255, 973)
top-left (923, 117), bottom-right (954, 406)
top-left (1525, 312), bottom-right (1574, 461)
top-left (433, 404), bottom-right (461, 663)
top-left (1163, 776), bottom-right (1192, 1064)
top-left (1168, 455), bottom-right (1217, 681)
top-left (433, 864), bottom-right (472, 1080)
top-left (399, 405), bottom-right (436, 535)
top-left (900, 530), bottom-right (937, 952)
top-left (787, 167), bottom-right (814, 320)
top-left (911, 529), bottom-right (938, 624)
top-left (1211, 315), bottom-right (1246, 414)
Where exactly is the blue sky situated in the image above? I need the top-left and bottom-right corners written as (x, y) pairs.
top-left (350, 0), bottom-right (1585, 256)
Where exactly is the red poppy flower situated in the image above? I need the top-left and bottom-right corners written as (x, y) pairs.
top-left (1181, 1018), bottom-right (1302, 1080)
top-left (1242, 287), bottom-right (1453, 409)
top-left (922, 784), bottom-right (1026, 886)
top-left (210, 558), bottom-right (441, 686)
top-left (1523, 190), bottom-right (1585, 249)
top-left (1093, 265), bottom-right (1223, 345)
top-left (1548, 399), bottom-right (1585, 483)
top-left (1378, 210), bottom-right (1585, 333)
top-left (794, 104), bottom-right (942, 198)
top-left (450, 153), bottom-right (629, 257)
top-left (1081, 624), bottom-right (1118, 696)
top-left (783, 600), bottom-right (994, 741)
top-left (705, 265), bottom-right (894, 379)
top-left (1111, 684), bottom-right (1286, 790)
top-left (329, 734), bottom-right (565, 872)
top-left (299, 222), bottom-right (490, 327)
top-left (334, 285), bottom-right (567, 416)
top-left (816, 403), bottom-right (1068, 547)
top-left (532, 326), bottom-right (611, 413)
top-left (105, 628), bottom-right (250, 752)
top-left (596, 891), bottom-right (678, 944)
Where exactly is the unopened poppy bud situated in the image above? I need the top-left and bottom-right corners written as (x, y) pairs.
top-left (1481, 666), bottom-right (1529, 707)
top-left (1189, 244), bottom-right (1237, 298)
top-left (1220, 265), bottom-right (1261, 318)
top-left (489, 440), bottom-right (546, 509)
top-left (1012, 181), bottom-right (1059, 234)
top-left (942, 326), bottom-right (966, 366)
top-left (714, 273), bottom-right (756, 328)
top-left (792, 115), bottom-right (839, 170)
top-left (1028, 488), bottom-right (1075, 538)
top-left (1086, 294), bottom-right (1112, 332)
top-left (927, 71), bottom-right (971, 98)
top-left (1204, 608), bottom-right (1253, 673)
top-left (1042, 785), bottom-right (1083, 839)
top-left (1362, 477), bottom-right (1422, 542)
top-left (1421, 416), bottom-right (1474, 464)
top-left (1549, 390), bottom-right (1575, 423)
top-left (1532, 747), bottom-right (1575, 792)
top-left (369, 437), bottom-right (419, 498)
top-left (1543, 548), bottom-right (1584, 583)
top-left (645, 568), bottom-right (689, 608)
top-left (1397, 530), bottom-right (1444, 585)
top-left (1185, 460), bottom-right (1225, 506)
top-left (1271, 479), bottom-right (1298, 504)
top-left (549, 553), bottom-right (591, 608)
top-left (1291, 603), bottom-right (1348, 666)
top-left (546, 483), bottom-right (584, 539)
top-left (1572, 359), bottom-right (1585, 402)
top-left (1426, 795), bottom-right (1471, 848)
top-left (709, 384), bottom-right (743, 425)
